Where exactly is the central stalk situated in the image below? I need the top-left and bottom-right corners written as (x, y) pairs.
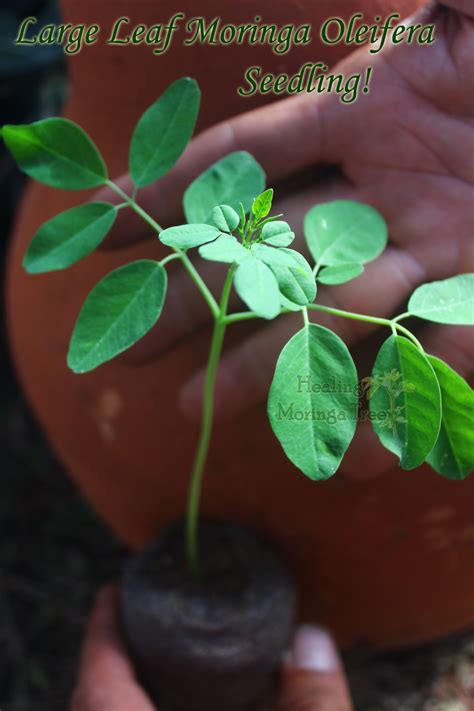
top-left (185, 266), bottom-right (236, 576)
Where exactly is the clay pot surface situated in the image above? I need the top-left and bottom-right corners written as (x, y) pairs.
top-left (120, 520), bottom-right (295, 711)
top-left (8, 0), bottom-right (473, 651)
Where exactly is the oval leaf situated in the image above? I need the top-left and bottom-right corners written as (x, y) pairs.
top-left (183, 151), bottom-right (265, 224)
top-left (304, 200), bottom-right (387, 267)
top-left (317, 263), bottom-right (364, 285)
top-left (212, 205), bottom-right (240, 233)
top-left (2, 118), bottom-right (107, 189)
top-left (408, 274), bottom-right (474, 325)
top-left (159, 224), bottom-right (220, 250)
top-left (234, 257), bottom-right (281, 319)
top-left (68, 260), bottom-right (167, 373)
top-left (252, 245), bottom-right (316, 305)
top-left (426, 356), bottom-right (474, 480)
top-left (252, 188), bottom-right (273, 220)
top-left (261, 220), bottom-right (295, 247)
top-left (23, 203), bottom-right (117, 273)
top-left (268, 324), bottom-right (358, 480)
top-left (369, 336), bottom-right (441, 470)
top-left (130, 77), bottom-right (200, 187)
top-left (199, 235), bottom-right (249, 264)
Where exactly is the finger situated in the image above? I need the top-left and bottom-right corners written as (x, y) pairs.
top-left (95, 89), bottom-right (345, 249)
top-left (180, 247), bottom-right (426, 422)
top-left (420, 323), bottom-right (474, 382)
top-left (121, 177), bottom-right (356, 365)
top-left (71, 586), bottom-right (155, 711)
top-left (276, 625), bottom-right (352, 711)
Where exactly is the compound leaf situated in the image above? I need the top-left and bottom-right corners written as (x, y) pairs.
top-left (130, 77), bottom-right (200, 187)
top-left (2, 118), bottom-right (107, 189)
top-left (369, 336), bottom-right (441, 470)
top-left (68, 260), bottom-right (167, 373)
top-left (304, 200), bottom-right (387, 267)
top-left (199, 234), bottom-right (249, 264)
top-left (268, 324), bottom-right (358, 480)
top-left (426, 355), bottom-right (474, 480)
top-left (23, 202), bottom-right (117, 273)
top-left (252, 188), bottom-right (273, 220)
top-left (261, 220), bottom-right (295, 247)
top-left (408, 274), bottom-right (474, 325)
top-left (184, 151), bottom-right (265, 224)
top-left (211, 204), bottom-right (240, 233)
top-left (160, 223), bottom-right (220, 250)
top-left (317, 263), bottom-right (364, 285)
top-left (234, 256), bottom-right (281, 319)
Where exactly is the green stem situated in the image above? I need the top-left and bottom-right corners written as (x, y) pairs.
top-left (224, 303), bottom-right (424, 350)
top-left (395, 323), bottom-right (425, 352)
top-left (179, 251), bottom-right (220, 318)
top-left (106, 180), bottom-right (164, 233)
top-left (392, 311), bottom-right (410, 323)
top-left (106, 180), bottom-right (219, 318)
top-left (159, 253), bottom-right (181, 267)
top-left (186, 267), bottom-right (236, 577)
top-left (307, 303), bottom-right (394, 328)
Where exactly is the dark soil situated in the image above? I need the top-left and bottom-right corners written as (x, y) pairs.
top-left (121, 521), bottom-right (295, 711)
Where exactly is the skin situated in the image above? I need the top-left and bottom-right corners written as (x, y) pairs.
top-left (96, 0), bottom-right (474, 477)
top-left (70, 587), bottom-right (352, 711)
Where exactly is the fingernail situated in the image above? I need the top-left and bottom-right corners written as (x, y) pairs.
top-left (289, 625), bottom-right (340, 672)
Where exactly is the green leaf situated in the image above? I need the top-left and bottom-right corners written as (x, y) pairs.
top-left (252, 188), bottom-right (273, 220)
top-left (251, 243), bottom-right (295, 268)
top-left (211, 205), bottom-right (240, 233)
top-left (304, 200), bottom-right (387, 267)
top-left (199, 235), bottom-right (249, 264)
top-left (234, 256), bottom-right (281, 319)
top-left (280, 294), bottom-right (304, 312)
top-left (68, 260), bottom-right (167, 373)
top-left (369, 336), bottom-right (441, 470)
top-left (183, 151), bottom-right (265, 224)
top-left (252, 245), bottom-right (316, 305)
top-left (317, 263), bottom-right (364, 285)
top-left (261, 220), bottom-right (295, 247)
top-left (408, 274), bottom-right (474, 325)
top-left (268, 324), bottom-right (358, 480)
top-left (159, 223), bottom-right (220, 250)
top-left (2, 118), bottom-right (107, 189)
top-left (426, 356), bottom-right (474, 480)
top-left (23, 203), bottom-right (117, 273)
top-left (272, 249), bottom-right (317, 305)
top-left (129, 77), bottom-right (200, 187)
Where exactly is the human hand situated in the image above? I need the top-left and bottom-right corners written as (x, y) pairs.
top-left (96, 0), bottom-right (474, 477)
top-left (70, 587), bottom-right (352, 711)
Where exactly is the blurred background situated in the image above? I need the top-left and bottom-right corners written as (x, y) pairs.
top-left (0, 3), bottom-right (473, 710)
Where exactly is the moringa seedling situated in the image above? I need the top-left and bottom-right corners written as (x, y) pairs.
top-left (3, 77), bottom-right (473, 575)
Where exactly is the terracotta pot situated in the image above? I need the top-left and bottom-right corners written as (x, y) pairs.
top-left (8, 0), bottom-right (473, 651)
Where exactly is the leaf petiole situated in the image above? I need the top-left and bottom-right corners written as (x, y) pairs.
top-left (106, 180), bottom-right (164, 232)
top-left (107, 180), bottom-right (220, 318)
top-left (223, 302), bottom-right (425, 351)
top-left (160, 253), bottom-right (182, 267)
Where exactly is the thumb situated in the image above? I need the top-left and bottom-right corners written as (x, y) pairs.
top-left (277, 626), bottom-right (352, 711)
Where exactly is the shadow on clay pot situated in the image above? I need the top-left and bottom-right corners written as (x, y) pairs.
top-left (120, 520), bottom-right (296, 711)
